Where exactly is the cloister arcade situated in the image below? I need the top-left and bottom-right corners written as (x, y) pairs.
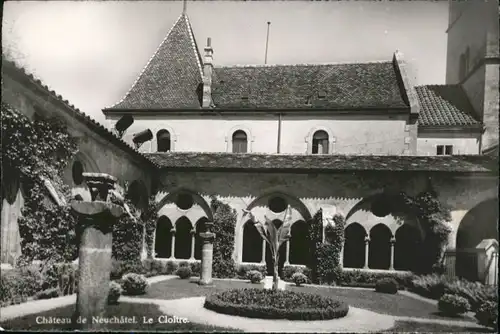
top-left (153, 189), bottom-right (212, 261)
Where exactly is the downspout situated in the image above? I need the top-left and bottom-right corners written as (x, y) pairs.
top-left (277, 113), bottom-right (282, 153)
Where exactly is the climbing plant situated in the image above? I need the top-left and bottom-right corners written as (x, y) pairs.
top-left (388, 189), bottom-right (452, 274)
top-left (210, 196), bottom-right (237, 278)
top-left (2, 102), bottom-right (79, 263)
top-left (142, 196), bottom-right (159, 259)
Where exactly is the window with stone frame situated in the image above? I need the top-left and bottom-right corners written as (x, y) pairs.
top-left (312, 130), bottom-right (329, 154)
top-left (157, 129), bottom-right (171, 152)
top-left (232, 130), bottom-right (248, 153)
top-left (437, 145), bottom-right (453, 156)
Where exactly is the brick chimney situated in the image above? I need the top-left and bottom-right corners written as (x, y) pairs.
top-left (202, 37), bottom-right (214, 109)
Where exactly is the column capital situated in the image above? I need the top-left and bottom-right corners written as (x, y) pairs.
top-left (170, 228), bottom-right (176, 234)
top-left (390, 236), bottom-right (396, 244)
top-left (364, 236), bottom-right (370, 243)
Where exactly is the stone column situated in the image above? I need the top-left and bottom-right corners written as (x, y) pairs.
top-left (364, 236), bottom-right (370, 269)
top-left (260, 239), bottom-right (266, 264)
top-left (169, 229), bottom-right (176, 259)
top-left (190, 229), bottom-right (196, 260)
top-left (71, 173), bottom-right (124, 330)
top-left (389, 237), bottom-right (395, 270)
top-left (199, 222), bottom-right (215, 286)
top-left (284, 241), bottom-right (290, 265)
top-left (339, 239), bottom-right (345, 269)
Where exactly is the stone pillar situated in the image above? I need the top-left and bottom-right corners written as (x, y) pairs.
top-left (190, 229), bottom-right (196, 260)
top-left (364, 236), bottom-right (370, 269)
top-left (389, 237), bottom-right (395, 270)
top-left (199, 222), bottom-right (215, 286)
top-left (284, 241), bottom-right (290, 265)
top-left (170, 229), bottom-right (176, 259)
top-left (339, 239), bottom-right (345, 269)
top-left (71, 173), bottom-right (124, 330)
top-left (260, 239), bottom-right (266, 264)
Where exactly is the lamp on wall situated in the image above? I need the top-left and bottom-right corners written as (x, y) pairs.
top-left (132, 129), bottom-right (153, 149)
top-left (114, 115), bottom-right (134, 138)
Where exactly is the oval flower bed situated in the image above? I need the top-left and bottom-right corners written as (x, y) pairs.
top-left (204, 288), bottom-right (349, 320)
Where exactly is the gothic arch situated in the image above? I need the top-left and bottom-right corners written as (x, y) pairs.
top-left (157, 188), bottom-right (213, 222)
top-left (225, 125), bottom-right (254, 153)
top-left (343, 222), bottom-right (367, 268)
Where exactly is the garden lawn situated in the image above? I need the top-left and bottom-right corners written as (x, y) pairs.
top-left (132, 278), bottom-right (264, 300)
top-left (287, 285), bottom-right (476, 321)
top-left (0, 302), bottom-right (240, 332)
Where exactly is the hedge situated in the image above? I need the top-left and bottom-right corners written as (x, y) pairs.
top-left (204, 288), bottom-right (349, 320)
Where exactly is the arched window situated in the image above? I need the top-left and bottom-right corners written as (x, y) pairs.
top-left (232, 130), bottom-right (248, 153)
top-left (312, 130), bottom-right (329, 154)
top-left (194, 217), bottom-right (208, 260)
top-left (394, 224), bottom-right (421, 272)
top-left (289, 221), bottom-right (309, 265)
top-left (174, 217), bottom-right (192, 259)
top-left (72, 161), bottom-right (84, 185)
top-left (157, 129), bottom-right (171, 152)
top-left (155, 216), bottom-right (173, 258)
top-left (368, 224), bottom-right (392, 270)
top-left (242, 220), bottom-right (263, 263)
top-left (343, 223), bottom-right (366, 268)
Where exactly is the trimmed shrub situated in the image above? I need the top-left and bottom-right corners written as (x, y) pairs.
top-left (210, 197), bottom-right (237, 278)
top-left (0, 265), bottom-right (45, 306)
top-left (35, 287), bottom-right (60, 300)
top-left (190, 262), bottom-right (201, 277)
top-left (237, 264), bottom-right (266, 279)
top-left (475, 300), bottom-right (498, 331)
top-left (247, 270), bottom-right (263, 284)
top-left (438, 294), bottom-right (470, 316)
top-left (108, 281), bottom-right (123, 305)
top-left (176, 266), bottom-right (192, 279)
top-left (340, 270), bottom-right (413, 288)
top-left (121, 273), bottom-right (148, 296)
top-left (204, 288), bottom-right (349, 320)
top-left (375, 278), bottom-right (398, 294)
top-left (282, 265), bottom-right (312, 283)
top-left (166, 261), bottom-right (179, 275)
top-left (291, 272), bottom-right (308, 287)
top-left (316, 244), bottom-right (342, 284)
top-left (110, 260), bottom-right (146, 280)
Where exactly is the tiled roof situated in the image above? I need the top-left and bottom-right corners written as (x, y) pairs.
top-left (146, 152), bottom-right (496, 174)
top-left (210, 62), bottom-right (409, 110)
top-left (106, 13), bottom-right (203, 110)
top-left (2, 58), bottom-right (156, 168)
top-left (415, 85), bottom-right (481, 127)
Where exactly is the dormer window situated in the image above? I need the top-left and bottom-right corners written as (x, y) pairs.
top-left (318, 90), bottom-right (327, 99)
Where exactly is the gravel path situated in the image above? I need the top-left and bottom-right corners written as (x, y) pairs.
top-left (130, 296), bottom-right (396, 333)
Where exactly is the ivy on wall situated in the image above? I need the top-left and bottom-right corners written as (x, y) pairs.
top-left (389, 190), bottom-right (452, 273)
top-left (308, 210), bottom-right (346, 284)
top-left (210, 196), bottom-right (237, 278)
top-left (2, 102), bottom-right (79, 263)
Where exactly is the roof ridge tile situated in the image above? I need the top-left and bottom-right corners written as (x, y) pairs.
top-left (214, 60), bottom-right (392, 69)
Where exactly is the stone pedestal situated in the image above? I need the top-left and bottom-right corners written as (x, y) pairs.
top-left (71, 173), bottom-right (124, 330)
top-left (198, 222), bottom-right (215, 286)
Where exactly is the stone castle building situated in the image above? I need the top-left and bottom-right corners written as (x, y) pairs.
top-left (1, 1), bottom-right (498, 282)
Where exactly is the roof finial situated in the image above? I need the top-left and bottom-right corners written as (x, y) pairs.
top-left (183, 0), bottom-right (187, 14)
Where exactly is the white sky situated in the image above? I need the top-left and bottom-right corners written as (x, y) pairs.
top-left (3, 0), bottom-right (449, 124)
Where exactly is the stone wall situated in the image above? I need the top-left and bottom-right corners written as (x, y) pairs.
top-left (107, 112), bottom-right (411, 155)
top-left (1, 62), bottom-right (153, 264)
